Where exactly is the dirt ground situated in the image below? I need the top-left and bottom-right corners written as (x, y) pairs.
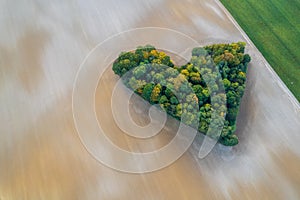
top-left (0, 0), bottom-right (299, 199)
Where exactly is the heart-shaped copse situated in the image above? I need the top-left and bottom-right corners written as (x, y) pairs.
top-left (112, 43), bottom-right (251, 146)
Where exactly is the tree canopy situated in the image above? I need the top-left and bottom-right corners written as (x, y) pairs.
top-left (112, 43), bottom-right (251, 146)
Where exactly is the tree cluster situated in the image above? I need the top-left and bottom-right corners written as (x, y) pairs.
top-left (112, 43), bottom-right (251, 146)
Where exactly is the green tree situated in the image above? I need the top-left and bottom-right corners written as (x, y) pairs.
top-left (170, 96), bottom-right (179, 105)
top-left (142, 83), bottom-right (155, 102)
top-left (133, 65), bottom-right (146, 79)
top-left (192, 47), bottom-right (207, 57)
top-left (220, 135), bottom-right (238, 146)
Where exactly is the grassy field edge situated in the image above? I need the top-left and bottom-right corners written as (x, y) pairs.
top-left (220, 0), bottom-right (300, 102)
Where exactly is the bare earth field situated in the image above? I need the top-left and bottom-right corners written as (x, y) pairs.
top-left (0, 0), bottom-right (300, 199)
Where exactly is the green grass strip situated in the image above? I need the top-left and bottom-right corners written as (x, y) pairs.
top-left (220, 0), bottom-right (300, 101)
